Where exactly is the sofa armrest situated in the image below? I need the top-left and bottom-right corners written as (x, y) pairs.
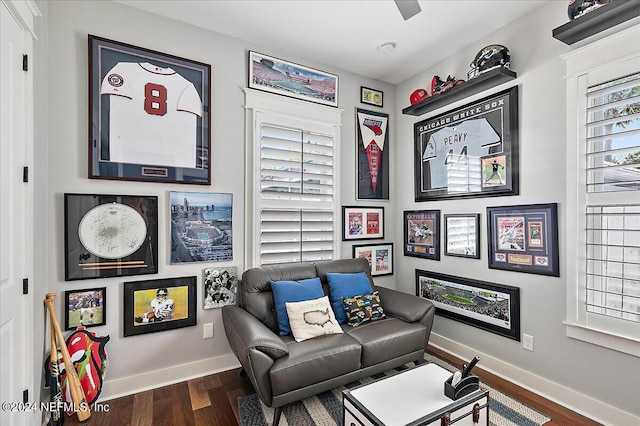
top-left (375, 286), bottom-right (436, 332)
top-left (222, 305), bottom-right (289, 360)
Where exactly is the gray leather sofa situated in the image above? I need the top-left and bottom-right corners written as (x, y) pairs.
top-left (222, 258), bottom-right (436, 424)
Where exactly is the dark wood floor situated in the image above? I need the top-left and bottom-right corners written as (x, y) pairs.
top-left (63, 346), bottom-right (601, 425)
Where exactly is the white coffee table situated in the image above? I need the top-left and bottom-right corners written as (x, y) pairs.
top-left (343, 363), bottom-right (488, 426)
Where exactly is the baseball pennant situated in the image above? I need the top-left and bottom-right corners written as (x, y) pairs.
top-left (357, 109), bottom-right (389, 199)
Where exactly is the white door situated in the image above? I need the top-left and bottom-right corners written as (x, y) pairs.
top-left (0, 3), bottom-right (28, 425)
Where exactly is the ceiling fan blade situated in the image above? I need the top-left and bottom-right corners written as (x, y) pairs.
top-left (394, 0), bottom-right (421, 21)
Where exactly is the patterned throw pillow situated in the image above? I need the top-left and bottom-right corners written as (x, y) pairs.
top-left (342, 291), bottom-right (386, 327)
top-left (285, 296), bottom-right (343, 342)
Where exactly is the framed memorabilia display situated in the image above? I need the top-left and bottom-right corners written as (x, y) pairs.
top-left (356, 109), bottom-right (390, 200)
top-left (444, 214), bottom-right (480, 259)
top-left (487, 203), bottom-right (559, 276)
top-left (415, 269), bottom-right (520, 341)
top-left (89, 35), bottom-right (211, 184)
top-left (64, 287), bottom-right (106, 330)
top-left (352, 243), bottom-right (394, 277)
top-left (169, 192), bottom-right (233, 263)
top-left (342, 206), bottom-right (384, 241)
top-left (403, 210), bottom-right (440, 260)
top-left (248, 51), bottom-right (338, 107)
top-left (203, 266), bottom-right (238, 309)
top-left (124, 276), bottom-right (197, 337)
top-left (414, 86), bottom-right (519, 201)
top-left (361, 86), bottom-right (383, 108)
top-left (64, 194), bottom-right (158, 281)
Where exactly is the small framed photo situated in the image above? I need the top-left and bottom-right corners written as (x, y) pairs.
top-left (203, 266), bottom-right (238, 309)
top-left (342, 206), bottom-right (384, 241)
top-left (64, 287), bottom-right (106, 330)
top-left (403, 210), bottom-right (440, 260)
top-left (487, 203), bottom-right (559, 276)
top-left (444, 214), bottom-right (480, 259)
top-left (123, 276), bottom-right (197, 337)
top-left (361, 86), bottom-right (383, 108)
top-left (352, 243), bottom-right (393, 277)
top-left (415, 269), bottom-right (520, 341)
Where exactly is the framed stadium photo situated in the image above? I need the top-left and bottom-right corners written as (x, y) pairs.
top-left (89, 35), bottom-right (211, 184)
top-left (123, 276), bottom-right (197, 337)
top-left (64, 287), bottom-right (106, 330)
top-left (403, 210), bottom-right (440, 260)
top-left (444, 213), bottom-right (481, 259)
top-left (248, 51), bottom-right (338, 107)
top-left (342, 206), bottom-right (384, 241)
top-left (356, 108), bottom-right (390, 200)
top-left (415, 270), bottom-right (520, 341)
top-left (487, 203), bottom-right (559, 276)
top-left (352, 243), bottom-right (393, 277)
top-left (64, 193), bottom-right (158, 281)
top-left (413, 86), bottom-right (519, 201)
top-left (203, 266), bottom-right (238, 309)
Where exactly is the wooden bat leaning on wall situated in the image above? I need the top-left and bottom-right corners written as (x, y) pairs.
top-left (49, 319), bottom-right (64, 426)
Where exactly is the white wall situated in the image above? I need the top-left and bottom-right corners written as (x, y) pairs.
top-left (394, 2), bottom-right (639, 424)
top-left (43, 0), bottom-right (395, 400)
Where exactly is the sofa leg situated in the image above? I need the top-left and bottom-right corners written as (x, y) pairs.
top-left (273, 406), bottom-right (282, 425)
top-left (415, 356), bottom-right (427, 365)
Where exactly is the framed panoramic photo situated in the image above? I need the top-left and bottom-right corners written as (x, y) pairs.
top-left (487, 203), bottom-right (559, 276)
top-left (64, 287), bottom-right (106, 330)
top-left (414, 86), bottom-right (519, 201)
top-left (361, 86), bottom-right (383, 108)
top-left (170, 192), bottom-right (233, 263)
top-left (124, 276), bottom-right (197, 337)
top-left (203, 266), bottom-right (238, 309)
top-left (444, 214), bottom-right (480, 259)
top-left (356, 109), bottom-right (390, 200)
top-left (352, 243), bottom-right (394, 277)
top-left (64, 193), bottom-right (158, 281)
top-left (415, 270), bottom-right (520, 340)
top-left (342, 206), bottom-right (384, 241)
top-left (248, 51), bottom-right (338, 107)
top-left (89, 35), bottom-right (211, 184)
top-left (403, 210), bottom-right (440, 260)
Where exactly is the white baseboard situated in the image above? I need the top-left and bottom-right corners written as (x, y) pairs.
top-left (97, 353), bottom-right (241, 402)
top-left (430, 333), bottom-right (639, 426)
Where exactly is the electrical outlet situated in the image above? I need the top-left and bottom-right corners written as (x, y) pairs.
top-left (203, 323), bottom-right (214, 339)
top-left (523, 334), bottom-right (534, 351)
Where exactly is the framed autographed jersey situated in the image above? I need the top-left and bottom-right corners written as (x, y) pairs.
top-left (414, 86), bottom-right (519, 201)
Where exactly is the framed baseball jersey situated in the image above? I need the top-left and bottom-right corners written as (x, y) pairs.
top-left (413, 86), bottom-right (519, 201)
top-left (89, 35), bottom-right (211, 184)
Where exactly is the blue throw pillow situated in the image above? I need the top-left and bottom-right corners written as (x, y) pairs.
top-left (271, 278), bottom-right (324, 335)
top-left (327, 272), bottom-right (373, 324)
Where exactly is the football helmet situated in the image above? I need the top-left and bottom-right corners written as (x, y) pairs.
top-left (410, 88), bottom-right (429, 105)
top-left (467, 45), bottom-right (510, 80)
top-left (156, 288), bottom-right (169, 301)
top-left (568, 0), bottom-right (609, 20)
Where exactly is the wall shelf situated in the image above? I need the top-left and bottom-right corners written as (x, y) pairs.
top-left (552, 0), bottom-right (640, 45)
top-left (402, 67), bottom-right (517, 117)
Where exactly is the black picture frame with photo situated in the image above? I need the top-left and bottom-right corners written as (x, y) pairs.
top-left (415, 269), bottom-right (521, 341)
top-left (444, 213), bottom-right (481, 259)
top-left (123, 276), bottom-right (197, 337)
top-left (352, 243), bottom-right (394, 277)
top-left (64, 287), bottom-right (106, 330)
top-left (360, 86), bottom-right (383, 108)
top-left (487, 203), bottom-right (559, 276)
top-left (403, 210), bottom-right (440, 260)
top-left (64, 193), bottom-right (158, 281)
top-left (342, 206), bottom-right (385, 241)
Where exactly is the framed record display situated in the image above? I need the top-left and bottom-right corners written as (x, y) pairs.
top-left (64, 193), bottom-right (158, 281)
top-left (414, 86), bottom-right (519, 201)
top-left (487, 203), bottom-right (559, 276)
top-left (89, 35), bottom-right (211, 184)
top-left (356, 108), bottom-right (389, 200)
top-left (404, 210), bottom-right (440, 260)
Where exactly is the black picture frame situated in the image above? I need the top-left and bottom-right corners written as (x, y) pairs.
top-left (352, 243), bottom-right (394, 277)
top-left (356, 108), bottom-right (390, 200)
top-left (403, 210), bottom-right (440, 260)
top-left (415, 269), bottom-right (520, 341)
top-left (64, 287), bottom-right (106, 330)
top-left (487, 203), bottom-right (559, 276)
top-left (361, 86), bottom-right (383, 108)
top-left (342, 206), bottom-right (385, 241)
top-left (123, 276), bottom-right (197, 337)
top-left (88, 35), bottom-right (211, 184)
top-left (64, 193), bottom-right (158, 281)
top-left (413, 86), bottom-right (519, 201)
top-left (444, 213), bottom-right (481, 259)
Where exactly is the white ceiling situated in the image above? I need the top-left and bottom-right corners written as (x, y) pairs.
top-left (117, 0), bottom-right (549, 85)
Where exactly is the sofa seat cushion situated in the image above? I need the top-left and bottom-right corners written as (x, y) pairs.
top-left (270, 333), bottom-right (361, 396)
top-left (345, 317), bottom-right (426, 367)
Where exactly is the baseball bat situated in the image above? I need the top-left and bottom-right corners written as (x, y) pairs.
top-left (44, 293), bottom-right (91, 421)
top-left (49, 320), bottom-right (64, 426)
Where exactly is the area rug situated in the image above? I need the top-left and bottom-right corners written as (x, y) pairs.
top-left (238, 354), bottom-right (551, 426)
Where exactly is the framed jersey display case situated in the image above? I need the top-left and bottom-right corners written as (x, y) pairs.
top-left (413, 86), bottom-right (518, 201)
top-left (356, 108), bottom-right (390, 200)
top-left (89, 35), bottom-right (211, 184)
